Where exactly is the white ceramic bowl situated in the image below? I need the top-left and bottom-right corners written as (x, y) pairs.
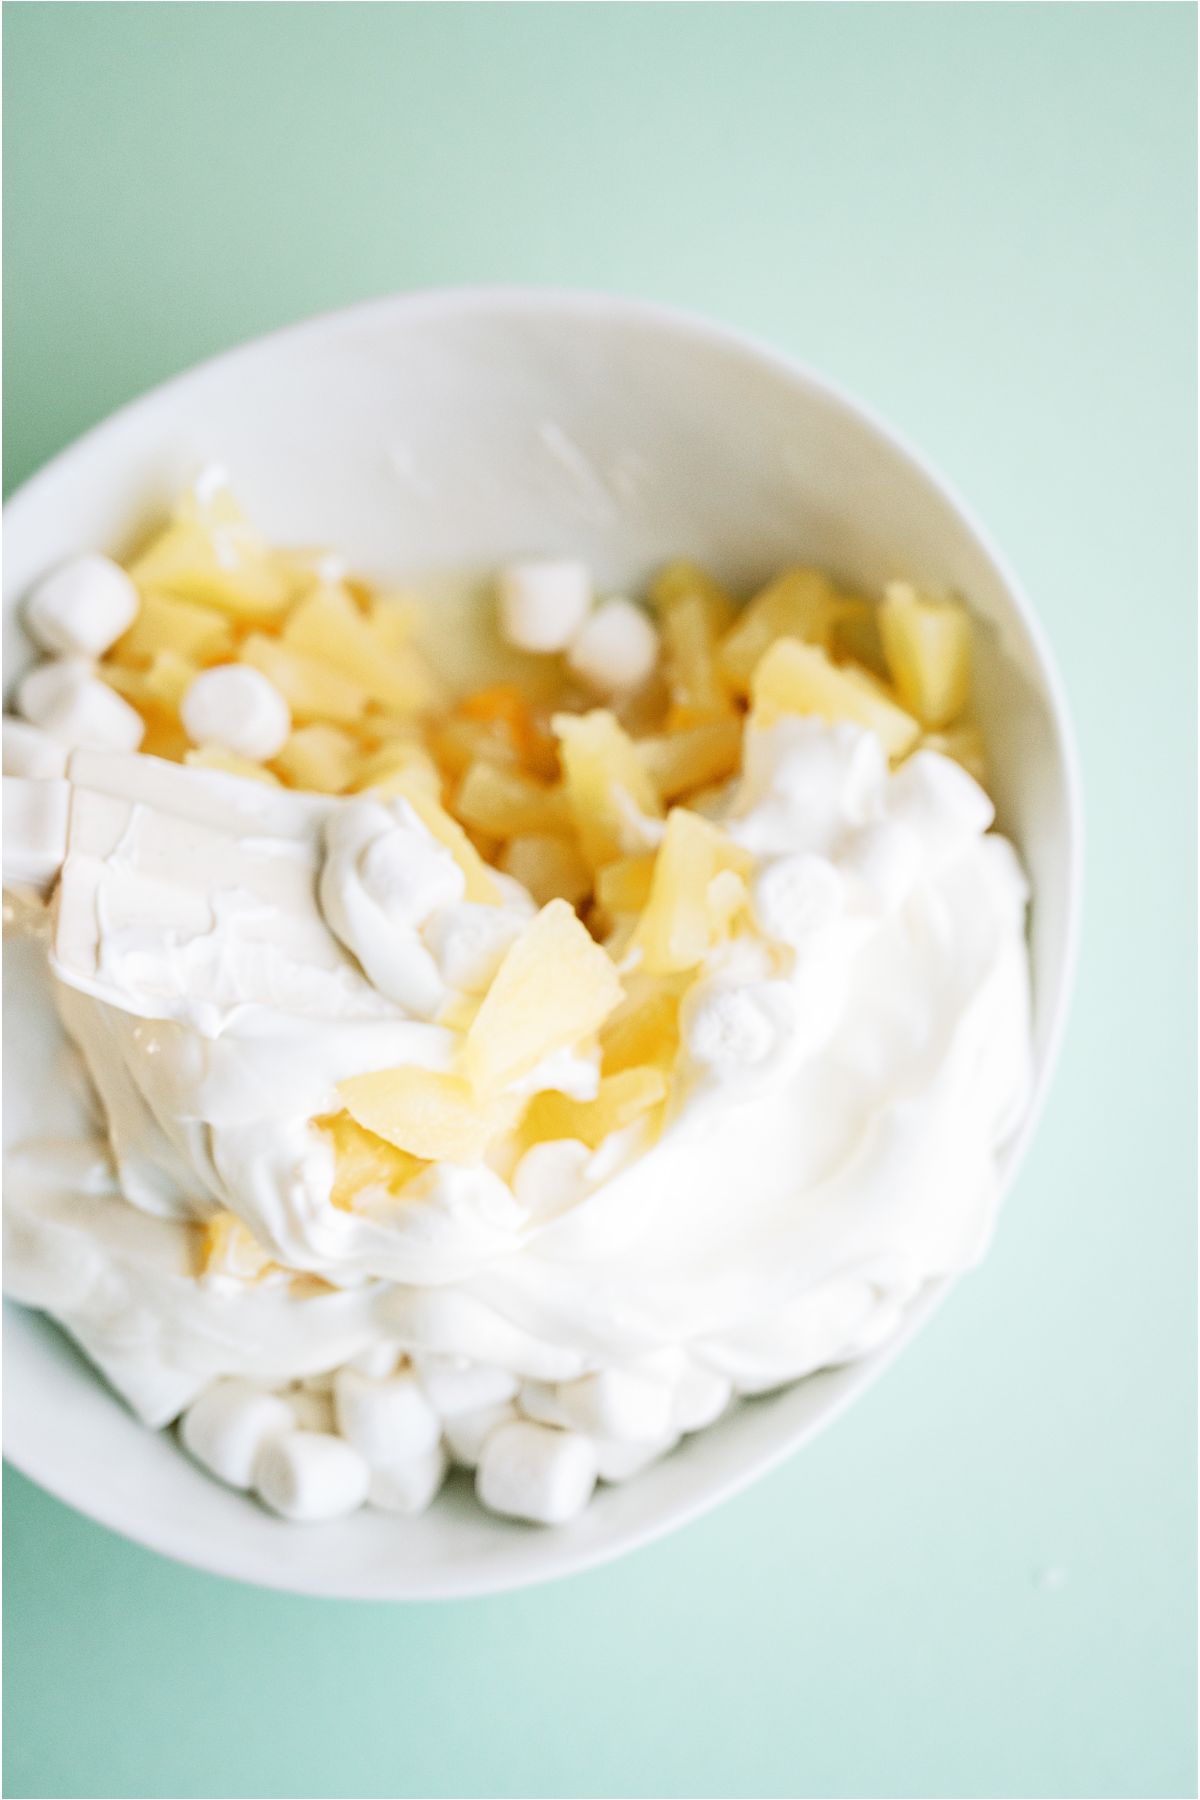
top-left (3, 288), bottom-right (1081, 1599)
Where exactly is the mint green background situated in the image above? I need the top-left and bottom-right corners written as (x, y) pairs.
top-left (4, 6), bottom-right (1195, 1797)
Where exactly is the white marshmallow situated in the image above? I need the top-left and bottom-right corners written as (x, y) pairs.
top-left (475, 1420), bottom-right (597, 1525)
top-left (681, 981), bottom-right (785, 1072)
top-left (17, 659), bottom-right (144, 752)
top-left (672, 1365), bottom-right (733, 1433)
top-left (443, 1401), bottom-right (519, 1468)
top-left (842, 820), bottom-right (922, 910)
top-left (566, 596), bottom-right (659, 694)
top-left (286, 1386), bottom-right (336, 1434)
top-left (594, 1435), bottom-right (679, 1483)
top-left (510, 1138), bottom-right (592, 1220)
top-left (254, 1430), bottom-right (370, 1521)
top-left (2, 719), bottom-right (70, 779)
top-left (333, 1367), bottom-right (440, 1465)
top-left (555, 1368), bottom-right (675, 1444)
top-left (181, 664), bottom-right (291, 761)
top-left (423, 902), bottom-right (525, 994)
top-left (752, 853), bottom-right (844, 949)
top-left (347, 1340), bottom-right (403, 1380)
top-left (24, 554), bottom-right (139, 658)
top-left (3, 776), bottom-right (69, 893)
top-left (497, 558), bottom-right (592, 653)
top-left (367, 1444), bottom-right (448, 1515)
top-left (517, 1379), bottom-right (571, 1428)
top-left (180, 1379), bottom-right (295, 1489)
top-left (416, 1355), bottom-right (518, 1418)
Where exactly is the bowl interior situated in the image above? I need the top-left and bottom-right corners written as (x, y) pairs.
top-left (2, 290), bottom-right (1079, 1597)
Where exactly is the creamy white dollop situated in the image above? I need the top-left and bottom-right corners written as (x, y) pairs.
top-left (4, 719), bottom-right (1032, 1510)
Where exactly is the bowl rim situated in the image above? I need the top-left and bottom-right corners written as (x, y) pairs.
top-left (2, 284), bottom-right (1084, 1599)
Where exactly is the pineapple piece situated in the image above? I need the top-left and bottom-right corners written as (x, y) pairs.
top-left (649, 561), bottom-right (737, 632)
top-left (878, 582), bottom-right (971, 729)
top-left (633, 809), bottom-right (752, 975)
top-left (337, 1067), bottom-right (513, 1165)
top-left (199, 1211), bottom-right (277, 1282)
top-left (457, 683), bottom-right (556, 776)
top-left (429, 716), bottom-right (521, 781)
top-left (522, 1066), bottom-right (667, 1151)
top-left (352, 741), bottom-right (443, 800)
top-left (127, 489), bottom-right (293, 622)
top-left (600, 975), bottom-right (684, 1075)
top-left (283, 583), bottom-right (440, 716)
top-left (241, 633), bottom-right (368, 725)
top-left (594, 854), bottom-right (656, 916)
top-left (142, 649), bottom-right (196, 712)
top-left (455, 761), bottom-right (569, 839)
top-left (382, 772), bottom-right (501, 904)
top-left (831, 598), bottom-right (886, 675)
top-left (920, 720), bottom-right (988, 784)
top-left (751, 638), bottom-right (919, 760)
top-left (553, 709), bottom-right (663, 869)
top-left (718, 568), bottom-right (852, 692)
top-left (272, 724), bottom-right (361, 794)
top-left (637, 717), bottom-right (743, 805)
top-left (707, 868), bottom-right (749, 936)
top-left (185, 745), bottom-right (282, 786)
top-left (461, 898), bottom-right (623, 1097)
top-left (499, 833), bottom-right (592, 909)
top-left (112, 591), bottom-right (236, 667)
top-left (369, 592), bottom-right (425, 651)
top-left (316, 1111), bottom-right (426, 1209)
top-left (660, 590), bottom-right (734, 725)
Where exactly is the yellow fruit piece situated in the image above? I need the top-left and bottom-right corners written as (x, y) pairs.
top-left (184, 745), bottom-right (282, 785)
top-left (369, 592), bottom-right (425, 651)
top-left (127, 490), bottom-right (293, 622)
top-left (461, 898), bottom-right (623, 1097)
top-left (553, 710), bottom-right (663, 869)
top-left (878, 582), bottom-right (971, 729)
top-left (660, 590), bottom-right (733, 725)
top-left (457, 683), bottom-right (552, 774)
top-left (750, 638), bottom-right (919, 760)
top-left (352, 741), bottom-right (443, 800)
top-left (139, 717), bottom-right (191, 761)
top-left (112, 591), bottom-right (236, 667)
top-left (336, 1067), bottom-right (513, 1165)
top-left (633, 809), bottom-right (753, 975)
top-left (142, 649), bottom-right (196, 712)
top-left (199, 1211), bottom-right (276, 1282)
top-left (241, 633), bottom-right (368, 725)
top-left (381, 773), bottom-right (501, 903)
top-left (708, 868), bottom-right (748, 935)
top-left (649, 561), bottom-right (737, 632)
top-left (600, 975), bottom-right (684, 1075)
top-left (831, 598), bottom-right (885, 675)
top-left (272, 724), bottom-right (361, 793)
top-left (594, 854), bottom-right (656, 916)
top-left (429, 716), bottom-right (521, 781)
top-left (637, 717), bottom-right (743, 805)
top-left (499, 833), bottom-right (592, 909)
top-left (718, 568), bottom-right (852, 692)
top-left (522, 1066), bottom-right (668, 1151)
top-left (283, 583), bottom-right (440, 716)
top-left (454, 760), bottom-right (570, 839)
top-left (316, 1112), bottom-right (426, 1209)
top-left (920, 720), bottom-right (988, 784)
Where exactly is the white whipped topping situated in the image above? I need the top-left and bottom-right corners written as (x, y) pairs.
top-left (4, 716), bottom-right (1032, 1502)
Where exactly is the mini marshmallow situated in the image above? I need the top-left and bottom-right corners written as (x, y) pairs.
top-left (423, 902), bottom-right (525, 994)
top-left (566, 596), bottom-right (659, 695)
top-left (3, 776), bottom-right (69, 893)
top-left (333, 1367), bottom-right (440, 1466)
top-left (672, 1365), bottom-right (733, 1434)
top-left (443, 1401), bottom-right (519, 1469)
top-left (594, 1434), bottom-right (679, 1484)
top-left (752, 853), bottom-right (844, 949)
top-left (417, 1355), bottom-right (519, 1418)
top-left (17, 658), bottom-right (144, 752)
top-left (254, 1429), bottom-right (371, 1521)
top-left (286, 1386), bottom-right (336, 1434)
top-left (475, 1420), bottom-right (597, 1525)
top-left (347, 1340), bottom-right (403, 1380)
top-left (497, 558), bottom-right (592, 653)
top-left (555, 1368), bottom-right (675, 1444)
top-left (2, 719), bottom-right (70, 779)
top-left (24, 554), bottom-right (139, 658)
top-left (180, 1379), bottom-right (295, 1489)
top-left (367, 1444), bottom-right (449, 1515)
top-left (181, 664), bottom-right (291, 761)
top-left (842, 820), bottom-right (922, 910)
top-left (517, 1379), bottom-right (571, 1429)
top-left (510, 1138), bottom-right (592, 1220)
top-left (681, 981), bottom-right (785, 1072)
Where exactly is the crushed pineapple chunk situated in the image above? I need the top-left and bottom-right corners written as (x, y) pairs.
top-left (185, 745), bottom-right (282, 785)
top-left (457, 683), bottom-right (556, 776)
top-left (382, 773), bottom-right (501, 903)
top-left (352, 741), bottom-right (443, 800)
top-left (241, 633), bottom-right (368, 725)
top-left (522, 1066), bottom-right (668, 1151)
top-left (594, 854), bottom-right (656, 918)
top-left (660, 590), bottom-right (733, 725)
top-left (283, 583), bottom-right (439, 716)
top-left (751, 638), bottom-right (920, 760)
top-left (920, 720), bottom-right (988, 784)
top-left (112, 591), bottom-right (236, 667)
top-left (878, 582), bottom-right (971, 729)
top-left (127, 488), bottom-right (293, 621)
top-left (368, 592), bottom-right (425, 651)
top-left (199, 1211), bottom-right (277, 1282)
top-left (272, 724), bottom-right (361, 793)
top-left (718, 568), bottom-right (852, 692)
top-left (461, 898), bottom-right (623, 1097)
top-left (649, 561), bottom-right (736, 632)
top-left (317, 1112), bottom-right (426, 1208)
top-left (499, 833), bottom-right (592, 909)
top-left (337, 1067), bottom-right (513, 1165)
top-left (634, 809), bottom-right (753, 975)
top-left (600, 975), bottom-right (684, 1074)
top-left (553, 709), bottom-right (663, 869)
top-left (101, 652), bottom-right (194, 718)
top-left (429, 716), bottom-right (522, 780)
top-left (638, 717), bottom-right (742, 804)
top-left (455, 760), bottom-right (570, 839)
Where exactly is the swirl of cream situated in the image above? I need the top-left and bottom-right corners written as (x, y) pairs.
top-left (318, 799), bottom-right (464, 1017)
